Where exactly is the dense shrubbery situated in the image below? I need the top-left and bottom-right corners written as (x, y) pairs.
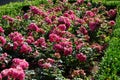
top-left (0, 0), bottom-right (117, 80)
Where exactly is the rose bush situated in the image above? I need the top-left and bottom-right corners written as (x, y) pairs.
top-left (0, 0), bottom-right (116, 79)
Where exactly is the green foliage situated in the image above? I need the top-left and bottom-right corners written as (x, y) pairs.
top-left (0, 0), bottom-right (48, 18)
top-left (96, 38), bottom-right (120, 80)
top-left (94, 0), bottom-right (120, 79)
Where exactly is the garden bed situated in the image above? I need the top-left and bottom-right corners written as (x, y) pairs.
top-left (0, 0), bottom-right (119, 80)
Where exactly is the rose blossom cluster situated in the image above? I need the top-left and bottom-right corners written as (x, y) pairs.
top-left (54, 41), bottom-right (73, 56)
top-left (76, 53), bottom-right (87, 62)
top-left (0, 58), bottom-right (29, 80)
top-left (28, 23), bottom-right (45, 33)
top-left (58, 16), bottom-right (71, 29)
top-left (30, 6), bottom-right (43, 15)
top-left (30, 6), bottom-right (47, 17)
top-left (28, 23), bottom-right (40, 32)
top-left (38, 58), bottom-right (55, 69)
top-left (1, 67), bottom-right (25, 80)
top-left (49, 33), bottom-right (61, 42)
top-left (34, 37), bottom-right (47, 48)
top-left (0, 26), bottom-right (4, 33)
top-left (0, 36), bottom-right (6, 47)
top-left (9, 32), bottom-right (24, 45)
top-left (11, 58), bottom-right (29, 70)
top-left (107, 9), bottom-right (117, 19)
top-left (0, 26), bottom-right (6, 47)
top-left (2, 15), bottom-right (15, 23)
top-left (0, 53), bottom-right (8, 69)
top-left (8, 32), bottom-right (33, 53)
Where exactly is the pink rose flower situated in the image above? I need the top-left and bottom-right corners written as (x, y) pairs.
top-left (9, 32), bottom-right (24, 44)
top-left (26, 36), bottom-right (35, 44)
top-left (28, 23), bottom-right (39, 32)
top-left (85, 11), bottom-right (95, 17)
top-left (0, 26), bottom-right (4, 33)
top-left (68, 10), bottom-right (75, 14)
top-left (20, 44), bottom-right (32, 54)
top-left (58, 24), bottom-right (66, 31)
top-left (69, 14), bottom-right (76, 20)
top-left (49, 33), bottom-right (61, 42)
top-left (76, 18), bottom-right (85, 24)
top-left (51, 27), bottom-right (66, 37)
top-left (76, 43), bottom-right (84, 50)
top-left (13, 41), bottom-right (19, 50)
top-left (1, 67), bottom-right (25, 80)
top-left (2, 15), bottom-right (14, 23)
top-left (11, 58), bottom-right (29, 70)
top-left (1, 69), bottom-right (9, 77)
top-left (58, 16), bottom-right (66, 24)
top-left (76, 53), bottom-right (87, 62)
top-left (108, 20), bottom-right (116, 26)
top-left (2, 15), bottom-right (8, 19)
top-left (58, 16), bottom-right (71, 29)
top-left (34, 37), bottom-right (47, 48)
top-left (89, 21), bottom-right (97, 31)
top-left (0, 36), bottom-right (6, 47)
top-left (87, 2), bottom-right (92, 7)
top-left (54, 41), bottom-right (73, 56)
top-left (0, 73), bottom-right (2, 80)
top-left (8, 17), bottom-right (14, 22)
top-left (53, 44), bottom-right (63, 52)
top-left (63, 13), bottom-right (69, 17)
top-left (64, 47), bottom-right (73, 56)
top-left (2, 53), bottom-right (8, 57)
top-left (33, 50), bottom-right (39, 58)
top-left (45, 17), bottom-right (52, 24)
top-left (64, 11), bottom-right (76, 20)
top-left (30, 6), bottom-right (42, 15)
top-left (38, 59), bottom-right (44, 67)
top-left (95, 17), bottom-right (101, 23)
top-left (91, 43), bottom-right (103, 53)
top-left (46, 58), bottom-right (55, 64)
top-left (54, 7), bottom-right (62, 12)
top-left (51, 15), bottom-right (56, 21)
top-left (42, 63), bottom-right (52, 69)
top-left (107, 9), bottom-right (117, 18)
top-left (23, 13), bottom-right (30, 19)
top-left (0, 53), bottom-right (8, 62)
top-left (37, 28), bottom-right (45, 34)
top-left (12, 35), bottom-right (24, 44)
top-left (77, 0), bottom-right (84, 5)
top-left (79, 26), bottom-right (88, 35)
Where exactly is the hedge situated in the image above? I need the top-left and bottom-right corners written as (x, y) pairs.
top-left (0, 0), bottom-right (47, 18)
top-left (92, 0), bottom-right (120, 80)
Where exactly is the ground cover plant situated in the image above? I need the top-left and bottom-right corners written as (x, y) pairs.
top-left (0, 0), bottom-right (117, 80)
